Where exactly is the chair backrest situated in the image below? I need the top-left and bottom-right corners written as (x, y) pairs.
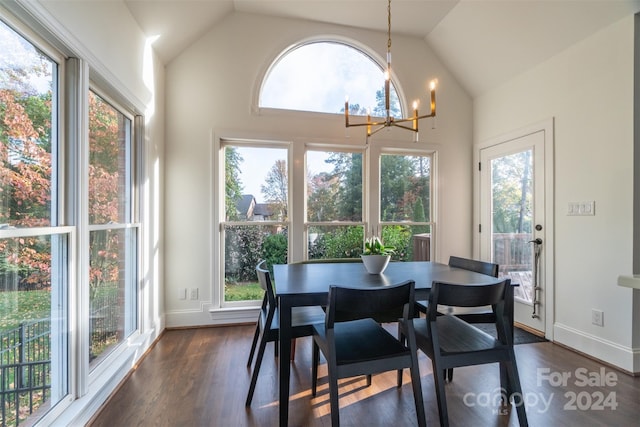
top-left (427, 279), bottom-right (509, 321)
top-left (448, 256), bottom-right (499, 277)
top-left (256, 260), bottom-right (276, 311)
top-left (325, 280), bottom-right (415, 328)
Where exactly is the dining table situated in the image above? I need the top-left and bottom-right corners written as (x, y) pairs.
top-left (273, 260), bottom-right (515, 427)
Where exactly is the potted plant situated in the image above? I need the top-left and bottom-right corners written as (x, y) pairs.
top-left (361, 236), bottom-right (395, 274)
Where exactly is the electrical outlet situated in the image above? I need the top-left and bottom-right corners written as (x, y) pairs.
top-left (591, 309), bottom-right (604, 326)
top-left (567, 202), bottom-right (580, 215)
top-left (190, 288), bottom-right (199, 300)
top-left (579, 201), bottom-right (595, 216)
top-left (178, 288), bottom-right (187, 300)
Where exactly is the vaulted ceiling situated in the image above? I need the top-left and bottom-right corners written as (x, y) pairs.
top-left (124, 0), bottom-right (640, 97)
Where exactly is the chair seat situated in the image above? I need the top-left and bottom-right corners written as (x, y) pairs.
top-left (314, 318), bottom-right (410, 365)
top-left (287, 306), bottom-right (327, 335)
top-left (412, 315), bottom-right (501, 355)
top-left (261, 305), bottom-right (326, 339)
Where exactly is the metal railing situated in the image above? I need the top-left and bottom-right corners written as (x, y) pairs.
top-left (0, 319), bottom-right (51, 426)
top-left (0, 293), bottom-right (120, 426)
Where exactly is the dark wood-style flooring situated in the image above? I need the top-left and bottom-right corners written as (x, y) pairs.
top-left (89, 325), bottom-right (640, 427)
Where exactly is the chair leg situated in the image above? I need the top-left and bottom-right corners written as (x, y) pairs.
top-left (447, 368), bottom-right (453, 382)
top-left (432, 358), bottom-right (450, 427)
top-left (410, 355), bottom-right (427, 427)
top-left (312, 341), bottom-right (319, 397)
top-left (245, 334), bottom-right (269, 406)
top-left (291, 338), bottom-right (297, 360)
top-left (505, 353), bottom-right (529, 427)
top-left (397, 323), bottom-right (406, 387)
top-left (328, 365), bottom-right (340, 427)
top-left (247, 323), bottom-right (260, 367)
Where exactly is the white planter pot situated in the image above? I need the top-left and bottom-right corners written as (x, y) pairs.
top-left (361, 255), bottom-right (391, 274)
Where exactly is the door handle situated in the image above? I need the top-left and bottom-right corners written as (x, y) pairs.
top-left (529, 237), bottom-right (542, 318)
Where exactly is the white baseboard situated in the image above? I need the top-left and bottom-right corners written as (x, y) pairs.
top-left (553, 322), bottom-right (640, 374)
top-left (165, 305), bottom-right (259, 328)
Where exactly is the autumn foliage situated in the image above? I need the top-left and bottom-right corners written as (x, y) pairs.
top-left (0, 75), bottom-right (124, 291)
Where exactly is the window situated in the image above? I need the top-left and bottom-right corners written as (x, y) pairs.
top-left (0, 18), bottom-right (70, 424)
top-left (378, 152), bottom-right (432, 261)
top-left (260, 41), bottom-right (402, 118)
top-left (0, 13), bottom-right (143, 425)
top-left (216, 39), bottom-right (435, 310)
top-left (306, 149), bottom-right (364, 259)
top-left (222, 142), bottom-right (289, 304)
top-left (87, 91), bottom-right (138, 367)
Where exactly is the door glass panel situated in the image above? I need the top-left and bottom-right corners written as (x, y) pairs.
top-left (491, 149), bottom-right (533, 303)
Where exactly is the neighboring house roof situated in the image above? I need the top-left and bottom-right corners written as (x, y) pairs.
top-left (254, 203), bottom-right (274, 218)
top-left (236, 195), bottom-right (256, 218)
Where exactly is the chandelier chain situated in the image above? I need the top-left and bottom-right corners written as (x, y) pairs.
top-left (387, 0), bottom-right (392, 53)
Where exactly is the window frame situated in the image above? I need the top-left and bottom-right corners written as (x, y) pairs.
top-left (216, 138), bottom-right (292, 308)
top-left (86, 85), bottom-right (142, 371)
top-left (0, 7), bottom-right (146, 424)
top-left (0, 11), bottom-right (76, 421)
top-left (303, 144), bottom-right (367, 260)
top-left (254, 37), bottom-right (409, 120)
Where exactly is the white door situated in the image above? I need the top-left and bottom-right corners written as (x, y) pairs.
top-left (478, 125), bottom-right (553, 335)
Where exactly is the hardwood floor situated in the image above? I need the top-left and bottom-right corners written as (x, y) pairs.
top-left (89, 325), bottom-right (640, 427)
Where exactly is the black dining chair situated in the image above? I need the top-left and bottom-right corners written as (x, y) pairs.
top-left (416, 256), bottom-right (499, 381)
top-left (245, 260), bottom-right (325, 406)
top-left (401, 279), bottom-right (528, 427)
top-left (311, 280), bottom-right (426, 427)
top-left (416, 255), bottom-right (499, 315)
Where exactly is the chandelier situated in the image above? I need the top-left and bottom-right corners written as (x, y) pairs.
top-left (344, 0), bottom-right (436, 141)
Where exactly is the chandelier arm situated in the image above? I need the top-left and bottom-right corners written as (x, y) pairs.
top-left (391, 123), bottom-right (418, 132)
top-left (346, 118), bottom-right (389, 128)
top-left (392, 113), bottom-right (436, 124)
top-left (415, 112), bottom-right (436, 120)
top-left (368, 125), bottom-right (388, 137)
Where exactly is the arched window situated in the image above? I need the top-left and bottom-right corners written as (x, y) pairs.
top-left (260, 41), bottom-right (402, 118)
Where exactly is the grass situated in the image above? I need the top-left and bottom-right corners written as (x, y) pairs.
top-left (0, 289), bottom-right (51, 332)
top-left (225, 281), bottom-right (262, 301)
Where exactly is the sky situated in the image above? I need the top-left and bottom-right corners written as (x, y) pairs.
top-left (260, 41), bottom-right (397, 115)
top-left (235, 147), bottom-right (332, 204)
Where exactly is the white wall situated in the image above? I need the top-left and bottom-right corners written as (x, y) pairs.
top-left (474, 15), bottom-right (638, 372)
top-left (164, 12), bottom-right (474, 326)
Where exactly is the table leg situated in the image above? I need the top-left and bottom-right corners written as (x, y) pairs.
top-left (278, 298), bottom-right (292, 427)
top-left (500, 284), bottom-right (515, 397)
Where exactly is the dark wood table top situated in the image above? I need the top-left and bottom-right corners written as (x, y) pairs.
top-left (274, 260), bottom-right (505, 300)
